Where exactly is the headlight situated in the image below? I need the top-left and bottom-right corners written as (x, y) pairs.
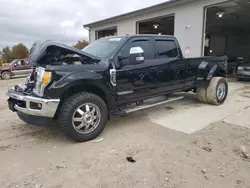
top-left (34, 67), bottom-right (52, 96)
top-left (237, 66), bottom-right (243, 71)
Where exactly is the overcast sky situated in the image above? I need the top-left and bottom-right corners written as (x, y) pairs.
top-left (0, 0), bottom-right (168, 50)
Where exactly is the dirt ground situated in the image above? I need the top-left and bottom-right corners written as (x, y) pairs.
top-left (0, 77), bottom-right (250, 188)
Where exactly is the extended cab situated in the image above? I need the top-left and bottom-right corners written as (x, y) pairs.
top-left (0, 59), bottom-right (33, 79)
top-left (6, 35), bottom-right (228, 142)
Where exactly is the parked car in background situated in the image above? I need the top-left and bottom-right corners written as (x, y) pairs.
top-left (237, 63), bottom-right (250, 80)
top-left (227, 56), bottom-right (244, 75)
top-left (0, 59), bottom-right (33, 80)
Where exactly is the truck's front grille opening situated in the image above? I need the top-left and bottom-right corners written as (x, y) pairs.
top-left (30, 102), bottom-right (42, 110)
top-left (11, 98), bottom-right (26, 108)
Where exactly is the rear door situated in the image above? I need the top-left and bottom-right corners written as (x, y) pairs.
top-left (151, 38), bottom-right (185, 92)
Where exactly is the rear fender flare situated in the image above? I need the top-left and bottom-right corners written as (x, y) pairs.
top-left (197, 61), bottom-right (218, 88)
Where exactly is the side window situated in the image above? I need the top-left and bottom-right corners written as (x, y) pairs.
top-left (155, 40), bottom-right (178, 58)
top-left (121, 40), bottom-right (153, 65)
top-left (16, 61), bottom-right (22, 66)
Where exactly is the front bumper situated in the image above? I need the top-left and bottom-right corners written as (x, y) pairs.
top-left (237, 70), bottom-right (250, 79)
top-left (6, 89), bottom-right (60, 118)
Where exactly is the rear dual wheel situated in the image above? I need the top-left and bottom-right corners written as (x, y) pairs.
top-left (197, 77), bottom-right (228, 105)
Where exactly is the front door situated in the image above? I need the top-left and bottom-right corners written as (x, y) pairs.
top-left (12, 60), bottom-right (26, 76)
top-left (12, 60), bottom-right (33, 76)
top-left (115, 37), bottom-right (156, 105)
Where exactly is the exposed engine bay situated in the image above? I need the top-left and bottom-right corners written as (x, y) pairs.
top-left (13, 41), bottom-right (101, 96)
top-left (30, 40), bottom-right (100, 66)
top-left (13, 68), bottom-right (37, 95)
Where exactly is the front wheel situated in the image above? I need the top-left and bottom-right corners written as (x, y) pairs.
top-left (1, 71), bottom-right (12, 80)
top-left (58, 92), bottom-right (108, 142)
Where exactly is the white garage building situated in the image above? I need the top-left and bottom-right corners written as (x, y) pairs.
top-left (83, 0), bottom-right (250, 64)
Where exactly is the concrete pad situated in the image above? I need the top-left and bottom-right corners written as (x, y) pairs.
top-left (143, 82), bottom-right (250, 134)
top-left (224, 107), bottom-right (250, 129)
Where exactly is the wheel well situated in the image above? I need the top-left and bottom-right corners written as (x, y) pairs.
top-left (0, 70), bottom-right (11, 78)
top-left (215, 69), bottom-right (226, 78)
top-left (61, 84), bottom-right (107, 104)
top-left (54, 84), bottom-right (108, 119)
top-left (1, 70), bottom-right (11, 75)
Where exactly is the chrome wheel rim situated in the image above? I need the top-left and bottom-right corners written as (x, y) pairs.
top-left (72, 103), bottom-right (101, 134)
top-left (217, 83), bottom-right (226, 100)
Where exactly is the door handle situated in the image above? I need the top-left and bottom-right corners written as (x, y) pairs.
top-left (150, 67), bottom-right (158, 71)
top-left (178, 64), bottom-right (185, 68)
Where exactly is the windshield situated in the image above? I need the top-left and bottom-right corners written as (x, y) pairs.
top-left (82, 37), bottom-right (125, 59)
top-left (9, 60), bottom-right (17, 66)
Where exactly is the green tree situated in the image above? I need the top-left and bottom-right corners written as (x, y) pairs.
top-left (73, 40), bottom-right (89, 49)
top-left (2, 46), bottom-right (12, 61)
top-left (12, 43), bottom-right (29, 59)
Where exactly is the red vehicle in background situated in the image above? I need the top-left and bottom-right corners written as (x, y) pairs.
top-left (0, 59), bottom-right (33, 80)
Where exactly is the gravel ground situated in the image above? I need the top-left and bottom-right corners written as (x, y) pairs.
top-left (0, 77), bottom-right (250, 188)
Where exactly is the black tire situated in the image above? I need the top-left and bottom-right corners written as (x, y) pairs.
top-left (17, 112), bottom-right (55, 126)
top-left (1, 71), bottom-right (12, 80)
top-left (206, 77), bottom-right (228, 105)
top-left (17, 112), bottom-right (29, 124)
top-left (196, 87), bottom-right (208, 103)
top-left (58, 92), bottom-right (108, 142)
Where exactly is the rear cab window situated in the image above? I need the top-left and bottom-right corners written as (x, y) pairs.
top-left (154, 39), bottom-right (179, 58)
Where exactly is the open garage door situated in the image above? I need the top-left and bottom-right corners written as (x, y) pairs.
top-left (204, 0), bottom-right (250, 74)
top-left (96, 27), bottom-right (117, 40)
top-left (137, 15), bottom-right (174, 35)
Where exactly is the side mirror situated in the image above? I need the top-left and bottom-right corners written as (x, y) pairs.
top-left (129, 47), bottom-right (144, 64)
top-left (14, 64), bottom-right (17, 67)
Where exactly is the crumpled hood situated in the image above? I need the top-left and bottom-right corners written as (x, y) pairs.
top-left (29, 40), bottom-right (100, 65)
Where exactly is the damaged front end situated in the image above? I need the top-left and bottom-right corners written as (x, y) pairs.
top-left (13, 66), bottom-right (49, 97)
top-left (7, 66), bottom-right (60, 120)
top-left (6, 41), bottom-right (100, 123)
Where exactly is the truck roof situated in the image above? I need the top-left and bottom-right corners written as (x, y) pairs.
top-left (103, 34), bottom-right (176, 40)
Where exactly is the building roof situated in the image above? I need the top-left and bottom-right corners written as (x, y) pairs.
top-left (83, 0), bottom-right (192, 28)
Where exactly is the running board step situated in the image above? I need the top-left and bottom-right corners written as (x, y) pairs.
top-left (119, 95), bottom-right (184, 114)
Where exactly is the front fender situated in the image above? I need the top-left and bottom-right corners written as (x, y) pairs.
top-left (0, 67), bottom-right (12, 74)
top-left (44, 70), bottom-right (111, 99)
top-left (53, 70), bottom-right (103, 89)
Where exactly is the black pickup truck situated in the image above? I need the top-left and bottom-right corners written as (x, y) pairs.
top-left (7, 35), bottom-right (228, 142)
